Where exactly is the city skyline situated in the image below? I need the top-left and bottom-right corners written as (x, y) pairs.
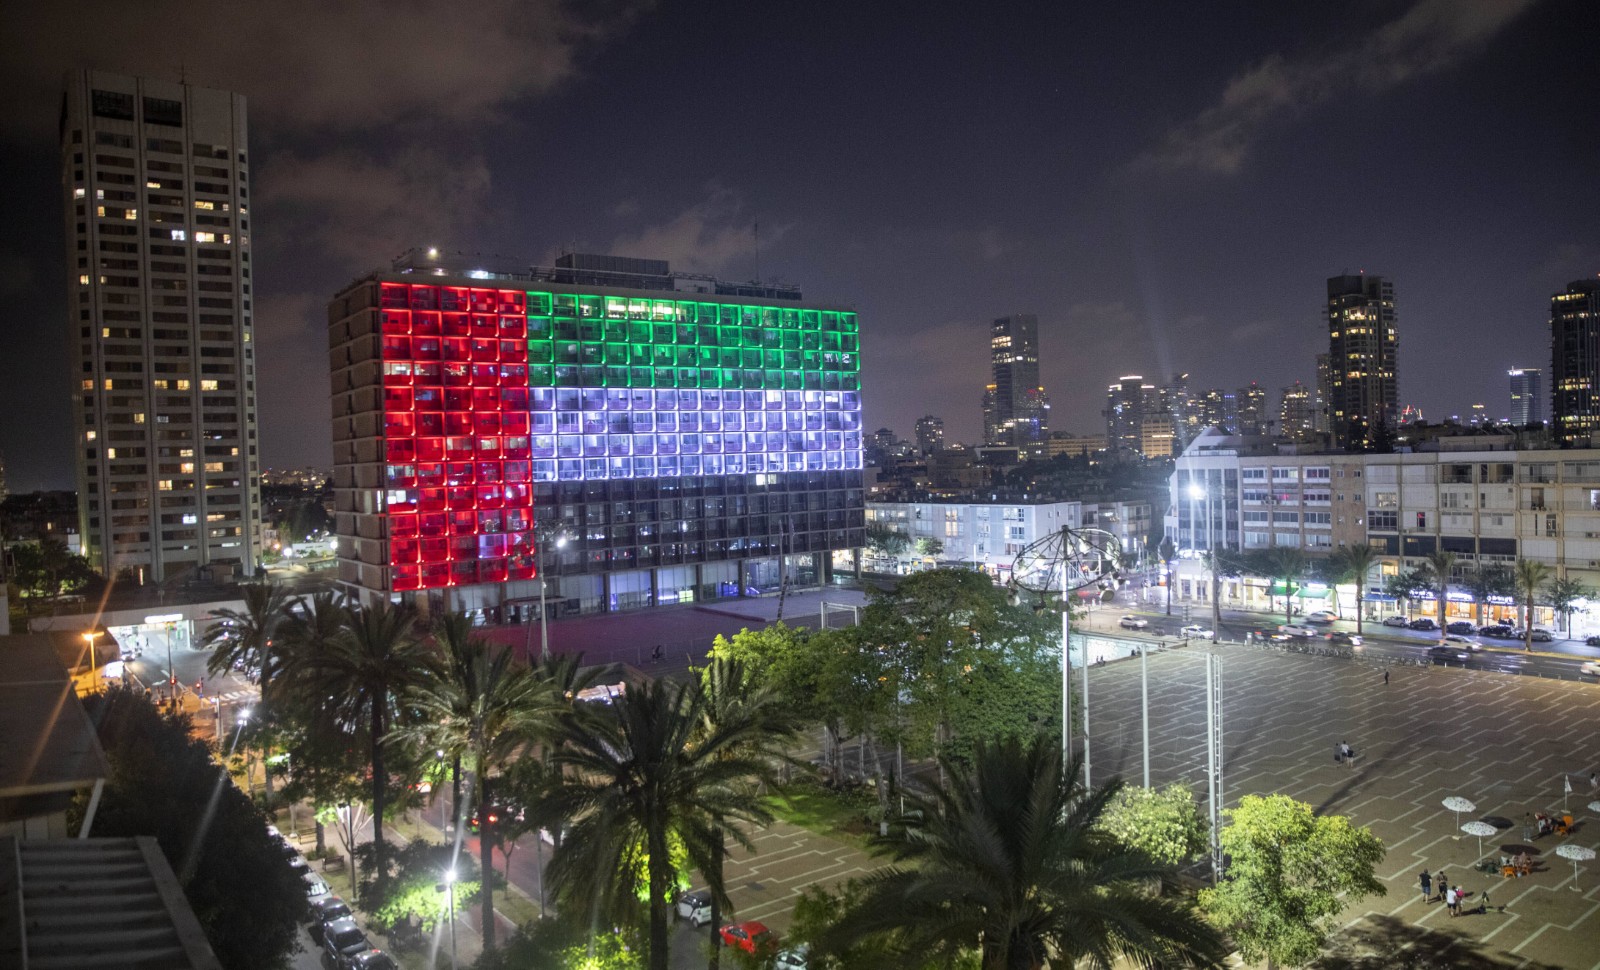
top-left (1, 0), bottom-right (1597, 491)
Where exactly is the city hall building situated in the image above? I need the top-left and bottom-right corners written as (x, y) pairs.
top-left (328, 251), bottom-right (866, 617)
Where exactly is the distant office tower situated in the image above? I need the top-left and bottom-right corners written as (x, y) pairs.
top-left (1279, 381), bottom-right (1314, 441)
top-left (1194, 388), bottom-right (1235, 434)
top-left (1235, 382), bottom-right (1269, 435)
top-left (981, 314), bottom-right (1050, 448)
top-left (1552, 280), bottom-right (1600, 445)
top-left (1508, 368), bottom-right (1544, 427)
top-left (1139, 414), bottom-right (1176, 458)
top-left (1104, 376), bottom-right (1153, 454)
top-left (1313, 353), bottom-right (1332, 434)
top-left (914, 415), bottom-right (945, 454)
top-left (1159, 373), bottom-right (1194, 448)
top-left (1326, 273), bottom-right (1398, 450)
top-left (61, 70), bottom-right (260, 582)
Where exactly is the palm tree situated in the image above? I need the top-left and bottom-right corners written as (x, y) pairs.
top-left (1158, 537), bottom-right (1177, 616)
top-left (1329, 544), bottom-right (1379, 636)
top-left (823, 736), bottom-right (1226, 970)
top-left (1422, 550), bottom-right (1458, 639)
top-left (694, 657), bottom-right (801, 970)
top-left (1544, 575), bottom-right (1594, 638)
top-left (542, 676), bottom-right (790, 970)
top-left (300, 601), bottom-right (428, 888)
top-left (1263, 546), bottom-right (1308, 626)
top-left (1462, 564), bottom-right (1513, 627)
top-left (1514, 559), bottom-right (1553, 651)
top-left (395, 613), bottom-right (592, 952)
top-left (201, 582), bottom-right (293, 797)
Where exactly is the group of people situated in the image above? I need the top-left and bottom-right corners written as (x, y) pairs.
top-left (1335, 740), bottom-right (1356, 765)
top-left (1524, 811), bottom-right (1564, 840)
top-left (1504, 851), bottom-right (1535, 877)
top-left (1419, 869), bottom-right (1484, 917)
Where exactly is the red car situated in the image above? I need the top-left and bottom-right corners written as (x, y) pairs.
top-left (718, 921), bottom-right (778, 955)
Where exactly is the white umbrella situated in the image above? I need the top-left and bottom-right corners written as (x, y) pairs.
top-left (1589, 800), bottom-right (1600, 815)
top-left (1554, 843), bottom-right (1595, 890)
top-left (1461, 821), bottom-right (1497, 857)
top-left (1443, 797), bottom-right (1477, 838)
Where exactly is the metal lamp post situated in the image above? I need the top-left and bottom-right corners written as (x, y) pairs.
top-left (526, 523), bottom-right (571, 664)
top-left (442, 868), bottom-right (458, 970)
top-left (81, 631), bottom-right (99, 692)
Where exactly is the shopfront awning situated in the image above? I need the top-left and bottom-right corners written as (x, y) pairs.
top-left (1267, 584), bottom-right (1332, 599)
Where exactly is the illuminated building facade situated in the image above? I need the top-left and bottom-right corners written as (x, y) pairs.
top-left (328, 265), bottom-right (865, 615)
top-left (981, 314), bottom-right (1050, 449)
top-left (1507, 368), bottom-right (1543, 427)
top-left (61, 70), bottom-right (260, 582)
top-left (1551, 280), bottom-right (1600, 445)
top-left (1104, 376), bottom-right (1153, 454)
top-left (1326, 273), bottom-right (1398, 451)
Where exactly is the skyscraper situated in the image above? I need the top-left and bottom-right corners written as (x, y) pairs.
top-left (914, 415), bottom-right (945, 454)
top-left (1159, 372), bottom-right (1194, 448)
top-left (1507, 367), bottom-right (1544, 427)
top-left (1313, 353), bottom-right (1332, 434)
top-left (1235, 382), bottom-right (1269, 435)
top-left (981, 314), bottom-right (1050, 448)
top-left (1551, 280), bottom-right (1600, 445)
top-left (1103, 376), bottom-right (1151, 454)
top-left (1279, 381), bottom-right (1314, 441)
top-left (1325, 273), bottom-right (1398, 450)
top-left (61, 70), bottom-right (260, 582)
top-left (1194, 388), bottom-right (1235, 434)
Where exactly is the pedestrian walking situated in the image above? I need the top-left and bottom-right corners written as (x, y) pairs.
top-left (1436, 875), bottom-right (1448, 904)
top-left (1420, 869), bottom-right (1432, 901)
top-left (1590, 771), bottom-right (1598, 793)
top-left (1383, 668), bottom-right (1390, 685)
top-left (1446, 886), bottom-right (1457, 917)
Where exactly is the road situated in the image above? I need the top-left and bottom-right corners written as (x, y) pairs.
top-left (1076, 597), bottom-right (1600, 682)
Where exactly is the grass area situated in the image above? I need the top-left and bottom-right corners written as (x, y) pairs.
top-left (768, 775), bottom-right (878, 850)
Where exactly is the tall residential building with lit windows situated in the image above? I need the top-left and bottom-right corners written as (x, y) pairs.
top-left (1104, 376), bottom-right (1153, 454)
top-left (1551, 280), bottom-right (1600, 445)
top-left (981, 314), bottom-right (1050, 449)
top-left (1325, 273), bottom-right (1398, 451)
top-left (328, 252), bottom-right (865, 615)
top-left (61, 70), bottom-right (260, 582)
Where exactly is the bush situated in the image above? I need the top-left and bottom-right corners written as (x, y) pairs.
top-left (353, 838), bottom-right (486, 933)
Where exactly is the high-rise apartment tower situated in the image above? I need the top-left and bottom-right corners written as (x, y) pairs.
top-left (1325, 273), bottom-right (1398, 450)
top-left (981, 314), bottom-right (1049, 449)
top-left (61, 70), bottom-right (260, 581)
top-left (1551, 280), bottom-right (1600, 445)
top-left (914, 415), bottom-right (945, 454)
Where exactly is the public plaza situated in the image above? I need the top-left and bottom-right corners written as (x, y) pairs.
top-left (1084, 643), bottom-right (1600, 970)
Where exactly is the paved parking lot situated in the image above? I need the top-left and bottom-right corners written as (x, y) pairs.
top-left (1084, 644), bottom-right (1600, 969)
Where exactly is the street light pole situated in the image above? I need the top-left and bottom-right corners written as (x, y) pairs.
top-left (534, 530), bottom-right (569, 664)
top-left (444, 868), bottom-right (458, 970)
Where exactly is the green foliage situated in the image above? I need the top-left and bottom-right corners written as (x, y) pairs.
top-left (821, 737), bottom-right (1226, 970)
top-left (74, 688), bottom-right (306, 970)
top-left (472, 915), bottom-right (646, 970)
top-left (7, 538), bottom-right (98, 604)
top-left (1096, 783), bottom-right (1208, 867)
top-left (354, 838), bottom-right (483, 932)
top-left (866, 521), bottom-right (911, 557)
top-left (1544, 575), bottom-right (1593, 632)
top-left (913, 536), bottom-right (944, 558)
top-left (790, 879), bottom-right (958, 969)
top-left (1199, 794), bottom-right (1386, 968)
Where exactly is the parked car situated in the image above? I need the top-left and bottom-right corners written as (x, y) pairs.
top-left (1530, 628), bottom-right (1554, 642)
top-left (1305, 611), bottom-right (1338, 625)
top-left (1179, 624), bottom-right (1214, 639)
top-left (1427, 645), bottom-right (1471, 663)
top-left (1585, 635), bottom-right (1600, 647)
top-left (775, 944), bottom-right (811, 970)
top-left (1118, 615), bottom-right (1149, 630)
top-left (320, 918), bottom-right (372, 969)
top-left (467, 802), bottom-right (525, 834)
top-left (1446, 621), bottom-right (1476, 635)
top-left (1579, 661), bottom-right (1600, 677)
top-left (1479, 624), bottom-right (1516, 638)
top-left (309, 896), bottom-right (352, 944)
top-left (1408, 618), bottom-right (1439, 631)
top-left (1327, 632), bottom-right (1364, 646)
top-left (1279, 624), bottom-right (1319, 639)
top-left (1382, 616), bottom-right (1409, 627)
top-left (344, 951), bottom-right (399, 970)
top-left (718, 921), bottom-right (778, 955)
top-left (304, 871), bottom-right (332, 900)
top-left (676, 890), bottom-right (713, 927)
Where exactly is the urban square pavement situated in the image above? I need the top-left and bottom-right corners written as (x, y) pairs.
top-left (480, 588), bottom-right (1600, 967)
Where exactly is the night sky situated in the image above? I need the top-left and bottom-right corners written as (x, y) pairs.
top-left (1, 0), bottom-right (1596, 493)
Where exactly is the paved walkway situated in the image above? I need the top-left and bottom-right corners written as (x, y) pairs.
top-left (720, 819), bottom-right (878, 931)
top-left (1082, 645), bottom-right (1600, 970)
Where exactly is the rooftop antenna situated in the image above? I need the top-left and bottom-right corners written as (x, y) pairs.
top-left (753, 220), bottom-right (760, 284)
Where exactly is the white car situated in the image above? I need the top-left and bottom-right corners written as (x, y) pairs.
top-left (1118, 616), bottom-right (1149, 630)
top-left (1279, 624), bottom-right (1319, 638)
top-left (1179, 624), bottom-right (1214, 639)
top-left (676, 890), bottom-right (713, 927)
top-left (1580, 661), bottom-right (1600, 678)
top-left (303, 871), bottom-right (332, 900)
top-left (1382, 616), bottom-right (1409, 627)
top-left (1305, 611), bottom-right (1338, 625)
top-left (776, 944), bottom-right (810, 970)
